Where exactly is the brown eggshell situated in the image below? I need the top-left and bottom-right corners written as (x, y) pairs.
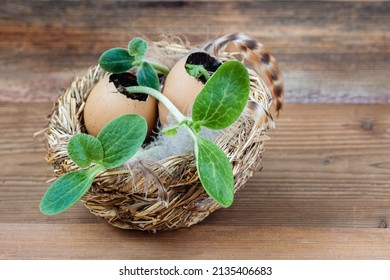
top-left (159, 55), bottom-right (204, 125)
top-left (83, 75), bottom-right (157, 137)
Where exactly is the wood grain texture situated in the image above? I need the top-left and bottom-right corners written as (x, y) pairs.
top-left (0, 102), bottom-right (389, 259)
top-left (1, 224), bottom-right (390, 260)
top-left (0, 1), bottom-right (389, 103)
top-left (1, 0), bottom-right (389, 260)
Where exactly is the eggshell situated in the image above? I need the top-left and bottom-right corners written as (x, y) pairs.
top-left (83, 75), bottom-right (157, 137)
top-left (159, 55), bottom-right (204, 125)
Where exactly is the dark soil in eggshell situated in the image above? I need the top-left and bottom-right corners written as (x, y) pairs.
top-left (109, 73), bottom-right (148, 101)
top-left (185, 52), bottom-right (222, 83)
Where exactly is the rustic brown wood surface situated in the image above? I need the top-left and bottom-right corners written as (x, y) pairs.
top-left (0, 103), bottom-right (389, 259)
top-left (0, 0), bottom-right (389, 103)
top-left (0, 0), bottom-right (389, 260)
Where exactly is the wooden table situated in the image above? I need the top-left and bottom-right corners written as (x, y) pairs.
top-left (1, 0), bottom-right (389, 259)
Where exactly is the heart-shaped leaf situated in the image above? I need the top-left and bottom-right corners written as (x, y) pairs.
top-left (67, 134), bottom-right (104, 168)
top-left (39, 166), bottom-right (102, 215)
top-left (97, 114), bottom-right (147, 169)
top-left (192, 60), bottom-right (250, 130)
top-left (195, 136), bottom-right (234, 207)
top-left (99, 48), bottom-right (134, 74)
top-left (137, 61), bottom-right (160, 91)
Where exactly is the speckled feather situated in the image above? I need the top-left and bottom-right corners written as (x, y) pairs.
top-left (203, 33), bottom-right (284, 115)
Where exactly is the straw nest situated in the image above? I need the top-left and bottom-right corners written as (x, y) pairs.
top-left (44, 35), bottom-right (281, 232)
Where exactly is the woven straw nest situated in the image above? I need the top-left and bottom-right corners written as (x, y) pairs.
top-left (45, 34), bottom-right (282, 232)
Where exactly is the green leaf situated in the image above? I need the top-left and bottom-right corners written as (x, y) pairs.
top-left (195, 136), bottom-right (234, 207)
top-left (137, 62), bottom-right (160, 91)
top-left (192, 60), bottom-right (250, 130)
top-left (128, 37), bottom-right (148, 62)
top-left (162, 126), bottom-right (178, 136)
top-left (40, 166), bottom-right (102, 215)
top-left (67, 134), bottom-right (104, 168)
top-left (98, 48), bottom-right (134, 74)
top-left (185, 64), bottom-right (211, 81)
top-left (97, 114), bottom-right (147, 169)
top-left (190, 122), bottom-right (202, 133)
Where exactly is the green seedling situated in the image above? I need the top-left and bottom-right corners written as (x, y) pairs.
top-left (40, 39), bottom-right (250, 215)
top-left (99, 37), bottom-right (169, 91)
top-left (125, 61), bottom-right (250, 207)
top-left (40, 114), bottom-right (147, 215)
top-left (185, 64), bottom-right (211, 81)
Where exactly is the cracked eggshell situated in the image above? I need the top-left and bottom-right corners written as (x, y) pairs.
top-left (83, 75), bottom-right (157, 137)
top-left (159, 55), bottom-right (204, 125)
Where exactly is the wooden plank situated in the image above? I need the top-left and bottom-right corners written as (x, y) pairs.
top-left (0, 1), bottom-right (389, 102)
top-left (1, 224), bottom-right (389, 259)
top-left (0, 102), bottom-right (389, 229)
